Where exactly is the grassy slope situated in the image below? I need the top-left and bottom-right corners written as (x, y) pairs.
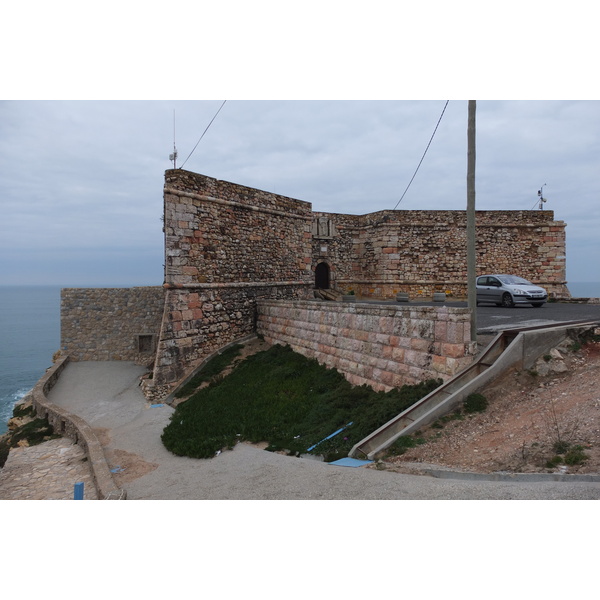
top-left (161, 344), bottom-right (441, 461)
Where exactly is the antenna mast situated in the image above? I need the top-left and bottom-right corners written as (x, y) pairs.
top-left (537, 183), bottom-right (547, 209)
top-left (169, 110), bottom-right (178, 169)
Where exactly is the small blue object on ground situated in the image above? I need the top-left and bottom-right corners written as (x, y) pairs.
top-left (151, 403), bottom-right (164, 408)
top-left (74, 482), bottom-right (84, 500)
top-left (306, 422), bottom-right (354, 452)
top-left (328, 457), bottom-right (373, 468)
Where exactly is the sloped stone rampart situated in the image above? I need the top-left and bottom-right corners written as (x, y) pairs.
top-left (153, 283), bottom-right (311, 386)
top-left (256, 300), bottom-right (477, 391)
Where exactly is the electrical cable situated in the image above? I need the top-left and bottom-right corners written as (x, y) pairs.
top-left (179, 100), bottom-right (227, 170)
top-left (392, 100), bottom-right (449, 210)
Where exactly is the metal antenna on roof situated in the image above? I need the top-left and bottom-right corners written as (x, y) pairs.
top-left (169, 110), bottom-right (178, 169)
top-left (537, 183), bottom-right (547, 209)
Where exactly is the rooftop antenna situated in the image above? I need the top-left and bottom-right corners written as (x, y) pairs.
top-left (537, 183), bottom-right (547, 209)
top-left (169, 110), bottom-right (178, 169)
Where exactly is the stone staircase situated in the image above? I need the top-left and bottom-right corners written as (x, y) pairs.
top-left (314, 288), bottom-right (345, 301)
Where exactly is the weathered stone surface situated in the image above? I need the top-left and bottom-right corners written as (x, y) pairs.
top-left (61, 287), bottom-right (165, 363)
top-left (257, 300), bottom-right (477, 392)
top-left (59, 169), bottom-right (569, 392)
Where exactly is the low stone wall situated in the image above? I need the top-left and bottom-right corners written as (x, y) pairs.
top-left (256, 300), bottom-right (477, 391)
top-left (31, 356), bottom-right (125, 500)
top-left (61, 287), bottom-right (165, 362)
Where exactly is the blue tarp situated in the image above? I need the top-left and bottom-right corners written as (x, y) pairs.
top-left (329, 457), bottom-right (373, 468)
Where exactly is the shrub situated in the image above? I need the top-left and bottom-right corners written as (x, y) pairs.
top-left (464, 393), bottom-right (488, 413)
top-left (174, 344), bottom-right (243, 398)
top-left (162, 344), bottom-right (441, 460)
top-left (545, 455), bottom-right (563, 469)
top-left (12, 402), bottom-right (35, 419)
top-left (564, 445), bottom-right (588, 465)
top-left (552, 440), bottom-right (570, 454)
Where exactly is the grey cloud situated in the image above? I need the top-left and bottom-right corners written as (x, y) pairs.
top-left (1, 100), bottom-right (598, 285)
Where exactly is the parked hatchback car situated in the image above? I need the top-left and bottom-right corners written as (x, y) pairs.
top-left (476, 274), bottom-right (548, 307)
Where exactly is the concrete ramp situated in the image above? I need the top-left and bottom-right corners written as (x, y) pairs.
top-left (349, 320), bottom-right (599, 460)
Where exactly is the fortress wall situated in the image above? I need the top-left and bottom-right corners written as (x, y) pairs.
top-left (153, 170), bottom-right (315, 386)
top-left (163, 169), bottom-right (314, 286)
top-left (257, 299), bottom-right (477, 392)
top-left (313, 210), bottom-right (568, 299)
top-left (152, 283), bottom-right (309, 386)
top-left (60, 287), bottom-right (165, 363)
top-left (150, 170), bottom-right (569, 389)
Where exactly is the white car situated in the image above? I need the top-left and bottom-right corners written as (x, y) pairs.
top-left (476, 274), bottom-right (548, 308)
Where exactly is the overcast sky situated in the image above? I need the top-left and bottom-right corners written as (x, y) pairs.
top-left (1, 3), bottom-right (599, 288)
top-left (1, 99), bottom-right (598, 286)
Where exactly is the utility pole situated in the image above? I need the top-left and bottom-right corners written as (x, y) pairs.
top-left (467, 100), bottom-right (477, 343)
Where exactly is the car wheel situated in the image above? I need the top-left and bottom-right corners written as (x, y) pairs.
top-left (531, 302), bottom-right (545, 308)
top-left (501, 292), bottom-right (514, 308)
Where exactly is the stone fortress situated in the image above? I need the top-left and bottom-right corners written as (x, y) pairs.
top-left (60, 169), bottom-right (568, 398)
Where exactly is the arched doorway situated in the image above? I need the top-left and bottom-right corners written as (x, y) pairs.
top-left (315, 262), bottom-right (330, 289)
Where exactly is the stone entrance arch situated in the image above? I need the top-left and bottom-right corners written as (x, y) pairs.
top-left (315, 262), bottom-right (330, 289)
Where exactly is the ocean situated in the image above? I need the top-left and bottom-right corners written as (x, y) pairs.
top-left (1, 281), bottom-right (599, 435)
top-left (0, 286), bottom-right (61, 435)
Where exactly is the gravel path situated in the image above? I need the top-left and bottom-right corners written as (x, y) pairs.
top-left (43, 361), bottom-right (600, 500)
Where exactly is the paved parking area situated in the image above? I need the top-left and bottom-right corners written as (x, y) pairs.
top-left (363, 298), bottom-right (600, 332)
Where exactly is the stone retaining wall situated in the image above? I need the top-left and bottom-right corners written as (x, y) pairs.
top-left (61, 287), bottom-right (165, 362)
top-left (256, 299), bottom-right (477, 391)
top-left (31, 357), bottom-right (125, 500)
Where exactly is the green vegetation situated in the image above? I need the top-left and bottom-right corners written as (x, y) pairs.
top-left (431, 409), bottom-right (464, 429)
top-left (174, 344), bottom-right (243, 398)
top-left (387, 434), bottom-right (427, 456)
top-left (563, 445), bottom-right (588, 465)
top-left (161, 344), bottom-right (441, 462)
top-left (463, 393), bottom-right (488, 413)
top-left (545, 455), bottom-right (563, 469)
top-left (546, 441), bottom-right (589, 469)
top-left (552, 440), bottom-right (570, 455)
top-left (0, 401), bottom-right (60, 468)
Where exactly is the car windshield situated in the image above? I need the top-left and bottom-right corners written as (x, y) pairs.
top-left (497, 275), bottom-right (532, 285)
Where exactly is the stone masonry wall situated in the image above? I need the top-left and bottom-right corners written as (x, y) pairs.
top-left (152, 170), bottom-right (315, 386)
top-left (312, 210), bottom-right (568, 299)
top-left (150, 170), bottom-right (569, 389)
top-left (257, 299), bottom-right (477, 392)
top-left (163, 169), bottom-right (314, 286)
top-left (61, 287), bottom-right (165, 363)
top-left (153, 284), bottom-right (308, 385)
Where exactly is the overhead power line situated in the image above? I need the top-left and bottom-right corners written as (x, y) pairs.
top-left (392, 100), bottom-right (449, 210)
top-left (179, 100), bottom-right (227, 170)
